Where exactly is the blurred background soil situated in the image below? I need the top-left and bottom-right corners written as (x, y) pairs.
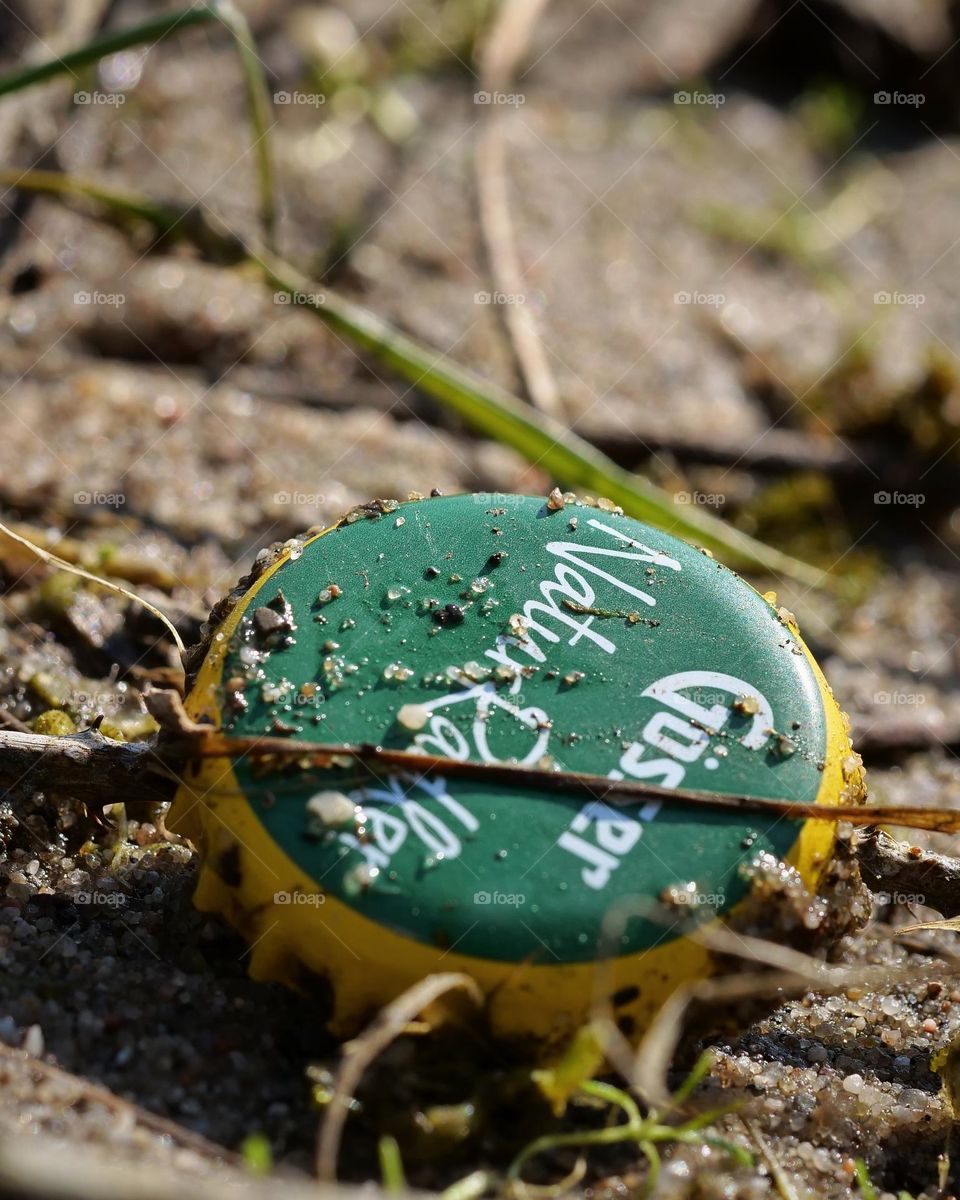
top-left (2, 1), bottom-right (960, 1197)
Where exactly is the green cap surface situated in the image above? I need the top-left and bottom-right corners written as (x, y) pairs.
top-left (215, 493), bottom-right (831, 964)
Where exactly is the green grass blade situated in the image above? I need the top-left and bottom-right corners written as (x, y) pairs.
top-left (258, 260), bottom-right (826, 586)
top-left (214, 1), bottom-right (277, 250)
top-left (0, 168), bottom-right (825, 586)
top-left (0, 168), bottom-right (182, 232)
top-left (240, 1132), bottom-right (272, 1175)
top-left (854, 1159), bottom-right (878, 1200)
top-left (639, 1139), bottom-right (661, 1199)
top-left (698, 1134), bottom-right (753, 1168)
top-left (668, 1049), bottom-right (714, 1108)
top-left (0, 1), bottom-right (275, 247)
top-left (378, 1135), bottom-right (407, 1193)
top-left (579, 1079), bottom-right (642, 1128)
top-left (0, 6), bottom-right (218, 98)
top-left (0, 168), bottom-right (247, 263)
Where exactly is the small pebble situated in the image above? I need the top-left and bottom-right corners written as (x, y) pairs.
top-left (22, 1025), bottom-right (44, 1057)
top-left (305, 791), bottom-right (356, 828)
top-left (397, 703), bottom-right (431, 731)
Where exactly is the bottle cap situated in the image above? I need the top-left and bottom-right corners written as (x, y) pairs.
top-left (170, 493), bottom-right (857, 1045)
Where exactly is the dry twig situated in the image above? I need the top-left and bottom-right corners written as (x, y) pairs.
top-left (474, 0), bottom-right (561, 416)
top-left (0, 1041), bottom-right (239, 1164)
top-left (857, 827), bottom-right (960, 918)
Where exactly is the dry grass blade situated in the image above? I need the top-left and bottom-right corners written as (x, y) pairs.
top-left (474, 0), bottom-right (560, 416)
top-left (627, 924), bottom-right (949, 1107)
top-left (440, 1170), bottom-right (492, 1200)
top-left (315, 973), bottom-right (483, 1181)
top-left (508, 1152), bottom-right (587, 1200)
top-left (0, 520), bottom-right (186, 658)
top-left (0, 516), bottom-right (180, 591)
top-left (745, 1119), bottom-right (807, 1200)
top-left (897, 917), bottom-right (960, 935)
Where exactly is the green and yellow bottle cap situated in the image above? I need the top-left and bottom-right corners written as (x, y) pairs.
top-left (170, 493), bottom-right (858, 1046)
